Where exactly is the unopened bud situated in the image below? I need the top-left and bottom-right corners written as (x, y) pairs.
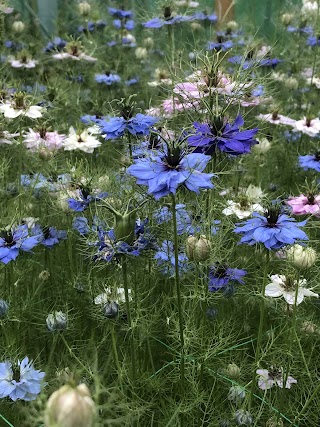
top-left (0, 299), bottom-right (9, 318)
top-left (253, 137), bottom-right (271, 154)
top-left (103, 301), bottom-right (119, 318)
top-left (286, 244), bottom-right (317, 269)
top-left (143, 37), bottom-right (154, 49)
top-left (186, 235), bottom-right (211, 262)
top-left (266, 417), bottom-right (284, 427)
top-left (39, 148), bottom-right (54, 160)
top-left (226, 20), bottom-right (239, 31)
top-left (39, 270), bottom-right (51, 281)
top-left (12, 20), bottom-right (25, 33)
top-left (281, 13), bottom-right (294, 25)
top-left (234, 409), bottom-right (253, 426)
top-left (301, 320), bottom-right (317, 334)
top-left (46, 311), bottom-right (68, 332)
top-left (228, 385), bottom-right (246, 404)
top-left (135, 47), bottom-right (148, 59)
top-left (191, 22), bottom-right (202, 31)
top-left (78, 2), bottom-right (91, 16)
top-left (44, 383), bottom-right (95, 427)
top-left (225, 363), bottom-right (241, 378)
top-left (284, 77), bottom-right (298, 90)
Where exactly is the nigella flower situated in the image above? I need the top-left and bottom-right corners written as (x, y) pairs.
top-left (0, 225), bottom-right (42, 264)
top-left (265, 274), bottom-right (318, 305)
top-left (72, 216), bottom-right (89, 235)
top-left (108, 7), bottom-right (133, 19)
top-left (68, 187), bottom-right (108, 212)
top-left (233, 207), bottom-right (308, 250)
top-left (307, 35), bottom-right (320, 47)
top-left (154, 203), bottom-right (196, 235)
top-left (293, 117), bottom-right (320, 137)
top-left (143, 6), bottom-right (192, 28)
top-left (31, 224), bottom-right (67, 248)
top-left (191, 11), bottom-right (217, 22)
top-left (287, 25), bottom-right (313, 34)
top-left (154, 240), bottom-right (189, 277)
top-left (95, 72), bottom-right (121, 85)
top-left (287, 193), bottom-right (320, 216)
top-left (127, 147), bottom-right (214, 200)
top-left (0, 357), bottom-right (45, 401)
top-left (256, 367), bottom-right (297, 390)
top-left (207, 37), bottom-right (233, 51)
top-left (188, 115), bottom-right (258, 156)
top-left (44, 36), bottom-right (66, 52)
top-left (23, 127), bottom-right (65, 152)
top-left (93, 229), bottom-right (140, 263)
top-left (113, 18), bottom-right (134, 30)
top-left (208, 265), bottom-right (247, 292)
top-left (299, 153), bottom-right (320, 172)
top-left (97, 110), bottom-right (159, 139)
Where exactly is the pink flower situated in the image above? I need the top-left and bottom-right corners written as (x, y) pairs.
top-left (161, 97), bottom-right (200, 116)
top-left (23, 129), bottom-right (65, 152)
top-left (256, 368), bottom-right (297, 390)
top-left (173, 82), bottom-right (208, 100)
top-left (287, 194), bottom-right (320, 216)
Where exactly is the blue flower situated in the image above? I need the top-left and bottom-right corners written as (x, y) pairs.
top-left (125, 77), bottom-right (139, 86)
top-left (113, 19), bottom-right (134, 30)
top-left (68, 189), bottom-right (108, 212)
top-left (307, 35), bottom-right (320, 46)
top-left (80, 114), bottom-right (105, 124)
top-left (299, 153), bottom-right (320, 172)
top-left (78, 21), bottom-right (95, 32)
top-left (0, 357), bottom-right (45, 401)
top-left (209, 265), bottom-right (247, 292)
top-left (0, 300), bottom-right (9, 318)
top-left (154, 240), bottom-right (189, 277)
top-left (97, 113), bottom-right (158, 139)
top-left (191, 12), bottom-right (217, 22)
top-left (287, 25), bottom-right (313, 34)
top-left (207, 39), bottom-right (233, 51)
top-left (95, 73), bottom-right (121, 85)
top-left (188, 115), bottom-right (258, 156)
top-left (72, 216), bottom-right (89, 235)
top-left (31, 225), bottom-right (67, 248)
top-left (108, 7), bottom-right (133, 19)
top-left (0, 225), bottom-right (42, 264)
top-left (228, 55), bottom-right (282, 69)
top-left (44, 37), bottom-right (66, 52)
top-left (127, 149), bottom-right (214, 200)
top-left (154, 204), bottom-right (196, 235)
top-left (233, 209), bottom-right (308, 250)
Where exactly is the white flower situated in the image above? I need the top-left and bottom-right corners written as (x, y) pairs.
top-left (256, 368), bottom-right (297, 390)
top-left (245, 185), bottom-right (264, 202)
top-left (62, 127), bottom-right (102, 153)
top-left (0, 102), bottom-right (43, 119)
top-left (94, 287), bottom-right (132, 305)
top-left (302, 1), bottom-right (318, 18)
top-left (0, 131), bottom-right (19, 144)
top-left (257, 113), bottom-right (296, 127)
top-left (293, 117), bottom-right (320, 137)
top-left (306, 76), bottom-right (320, 89)
top-left (9, 58), bottom-right (38, 68)
top-left (265, 274), bottom-right (318, 305)
top-left (52, 52), bottom-right (97, 62)
top-left (22, 217), bottom-right (39, 228)
top-left (222, 200), bottom-right (264, 219)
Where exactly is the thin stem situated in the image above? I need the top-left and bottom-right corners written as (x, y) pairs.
top-left (249, 250), bottom-right (269, 408)
top-left (171, 194), bottom-right (185, 419)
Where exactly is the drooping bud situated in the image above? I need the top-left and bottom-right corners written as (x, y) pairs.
top-left (228, 385), bottom-right (246, 404)
top-left (286, 244), bottom-right (317, 269)
top-left (234, 409), bottom-right (253, 426)
top-left (186, 235), bottom-right (211, 262)
top-left (12, 20), bottom-right (25, 33)
top-left (103, 301), bottom-right (119, 319)
top-left (226, 20), bottom-right (239, 32)
top-left (46, 311), bottom-right (68, 332)
top-left (0, 299), bottom-right (9, 318)
top-left (78, 2), bottom-right (91, 16)
top-left (44, 383), bottom-right (95, 427)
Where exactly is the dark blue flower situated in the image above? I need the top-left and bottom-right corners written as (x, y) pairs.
top-left (154, 240), bottom-right (189, 276)
top-left (299, 153), bottom-right (320, 172)
top-left (0, 225), bottom-right (42, 264)
top-left (80, 114), bottom-right (105, 124)
top-left (68, 189), bottom-right (108, 212)
top-left (95, 73), bottom-right (121, 85)
top-left (97, 114), bottom-right (158, 139)
top-left (0, 357), bottom-right (45, 401)
top-left (127, 150), bottom-right (214, 200)
top-left (233, 209), bottom-right (308, 250)
top-left (228, 55), bottom-right (282, 69)
top-left (188, 115), bottom-right (258, 156)
top-left (31, 225), bottom-right (67, 248)
top-left (209, 265), bottom-right (247, 292)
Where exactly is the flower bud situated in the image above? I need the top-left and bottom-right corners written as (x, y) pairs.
top-left (228, 385), bottom-right (246, 404)
top-left (12, 20), bottom-right (25, 33)
top-left (226, 20), bottom-right (239, 31)
top-left (135, 47), bottom-right (148, 60)
top-left (286, 244), bottom-right (317, 269)
top-left (78, 2), bottom-right (91, 16)
top-left (301, 320), bottom-right (317, 334)
top-left (219, 421), bottom-right (231, 427)
top-left (281, 13), bottom-right (294, 25)
top-left (114, 212), bottom-right (136, 244)
top-left (124, 33), bottom-right (136, 44)
top-left (252, 137), bottom-right (271, 154)
top-left (0, 299), bottom-right (9, 318)
top-left (143, 37), bottom-right (154, 49)
top-left (186, 235), bottom-right (211, 262)
top-left (103, 301), bottom-right (119, 318)
top-left (234, 409), bottom-right (253, 426)
top-left (191, 22), bottom-right (202, 31)
top-left (284, 77), bottom-right (298, 90)
top-left (39, 270), bottom-right (51, 281)
top-left (44, 383), bottom-right (95, 427)
top-left (39, 148), bottom-right (54, 160)
top-left (225, 363), bottom-right (241, 378)
top-left (46, 311), bottom-right (68, 332)
top-left (266, 418), bottom-right (284, 427)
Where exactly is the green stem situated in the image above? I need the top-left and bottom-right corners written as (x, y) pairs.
top-left (171, 194), bottom-right (185, 422)
top-left (249, 250), bottom-right (269, 408)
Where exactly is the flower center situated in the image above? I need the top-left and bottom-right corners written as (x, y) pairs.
top-left (265, 207), bottom-right (280, 227)
top-left (121, 105), bottom-right (133, 120)
top-left (42, 226), bottom-right (51, 239)
top-left (272, 111), bottom-right (279, 121)
top-left (283, 277), bottom-right (295, 291)
top-left (305, 118), bottom-right (312, 127)
top-left (213, 264), bottom-right (227, 277)
top-left (163, 6), bottom-right (172, 20)
top-left (164, 146), bottom-right (182, 169)
top-left (314, 151), bottom-right (320, 161)
top-left (12, 366), bottom-right (21, 382)
top-left (210, 116), bottom-right (224, 136)
top-left (268, 367), bottom-right (282, 381)
top-left (1, 231), bottom-right (14, 246)
top-left (307, 193), bottom-right (315, 203)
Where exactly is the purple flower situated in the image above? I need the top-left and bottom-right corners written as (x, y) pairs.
top-left (95, 73), bottom-right (121, 85)
top-left (113, 19), bottom-right (134, 30)
top-left (44, 37), bottom-right (66, 52)
top-left (0, 357), bottom-right (45, 401)
top-left (0, 225), bottom-right (42, 264)
top-left (209, 265), bottom-right (247, 292)
top-left (188, 115), bottom-right (258, 156)
top-left (234, 208), bottom-right (308, 250)
top-left (97, 114), bottom-right (159, 139)
top-left (299, 153), bottom-right (320, 172)
top-left (127, 149), bottom-right (214, 200)
top-left (287, 25), bottom-right (313, 34)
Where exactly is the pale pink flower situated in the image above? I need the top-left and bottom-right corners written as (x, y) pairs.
top-left (174, 81), bottom-right (208, 100)
top-left (162, 97), bottom-right (199, 116)
top-left (256, 368), bottom-right (297, 390)
top-left (257, 112), bottom-right (296, 126)
top-left (287, 194), bottom-right (320, 216)
top-left (293, 117), bottom-right (320, 137)
top-left (23, 128), bottom-right (65, 152)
